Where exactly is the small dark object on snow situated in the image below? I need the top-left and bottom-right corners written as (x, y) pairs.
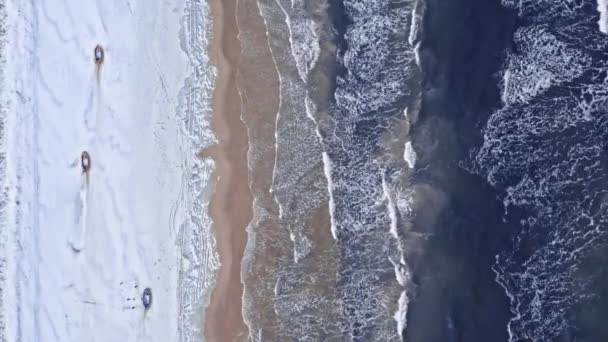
top-left (142, 288), bottom-right (152, 309)
top-left (81, 151), bottom-right (91, 173)
top-left (94, 45), bottom-right (104, 65)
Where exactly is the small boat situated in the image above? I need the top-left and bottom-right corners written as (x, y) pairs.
top-left (142, 288), bottom-right (152, 309)
top-left (94, 45), bottom-right (104, 65)
top-left (81, 151), bottom-right (91, 173)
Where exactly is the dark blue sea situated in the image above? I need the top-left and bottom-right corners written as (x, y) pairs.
top-left (327, 0), bottom-right (608, 341)
top-left (241, 0), bottom-right (608, 340)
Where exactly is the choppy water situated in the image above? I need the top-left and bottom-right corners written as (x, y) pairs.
top-left (241, 0), bottom-right (422, 340)
top-left (323, 0), bottom-right (422, 339)
top-left (243, 0), bottom-right (608, 340)
top-left (472, 0), bottom-right (608, 340)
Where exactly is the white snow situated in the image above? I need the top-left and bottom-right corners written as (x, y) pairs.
top-left (0, 0), bottom-right (215, 341)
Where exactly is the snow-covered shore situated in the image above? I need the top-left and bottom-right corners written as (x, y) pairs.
top-left (0, 0), bottom-right (217, 340)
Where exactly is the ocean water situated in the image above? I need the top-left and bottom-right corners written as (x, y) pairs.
top-left (243, 0), bottom-right (608, 340)
top-left (401, 0), bottom-right (517, 340)
top-left (241, 0), bottom-right (421, 339)
top-left (472, 0), bottom-right (608, 340)
top-left (240, 0), bottom-right (338, 339)
top-left (324, 0), bottom-right (421, 339)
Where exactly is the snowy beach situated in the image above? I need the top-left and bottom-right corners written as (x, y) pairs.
top-left (0, 0), bottom-right (217, 340)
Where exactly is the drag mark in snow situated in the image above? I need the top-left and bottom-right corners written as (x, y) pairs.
top-left (69, 152), bottom-right (91, 253)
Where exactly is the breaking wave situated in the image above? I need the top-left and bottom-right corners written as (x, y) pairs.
top-left (240, 0), bottom-right (423, 339)
top-left (321, 0), bottom-right (423, 339)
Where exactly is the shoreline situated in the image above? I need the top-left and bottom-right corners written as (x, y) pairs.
top-left (203, 0), bottom-right (252, 340)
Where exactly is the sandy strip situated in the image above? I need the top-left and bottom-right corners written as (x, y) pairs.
top-left (203, 0), bottom-right (252, 340)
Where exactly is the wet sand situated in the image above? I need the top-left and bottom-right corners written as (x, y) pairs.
top-left (204, 0), bottom-right (341, 338)
top-left (203, 0), bottom-right (252, 340)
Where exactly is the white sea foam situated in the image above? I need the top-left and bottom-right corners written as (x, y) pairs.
top-left (408, 1), bottom-right (423, 47)
top-left (243, 0), bottom-right (420, 339)
top-left (382, 170), bottom-right (413, 338)
top-left (475, 2), bottom-right (608, 339)
top-left (394, 291), bottom-right (409, 338)
top-left (403, 141), bottom-right (417, 169)
top-left (327, 1), bottom-right (420, 339)
top-left (382, 174), bottom-right (399, 240)
top-left (261, 0), bottom-right (327, 265)
top-left (502, 26), bottom-right (592, 106)
top-left (323, 152), bottom-right (338, 240)
top-left (414, 41), bottom-right (423, 69)
top-left (492, 258), bottom-right (519, 342)
top-left (598, 0), bottom-right (608, 33)
top-left (0, 0), bottom-right (217, 341)
top-left (277, 1), bottom-right (320, 83)
top-left (500, 69), bottom-right (511, 105)
top-left (383, 174), bottom-right (412, 275)
top-left (242, 1), bottom-right (336, 338)
top-left (289, 231), bottom-right (313, 263)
